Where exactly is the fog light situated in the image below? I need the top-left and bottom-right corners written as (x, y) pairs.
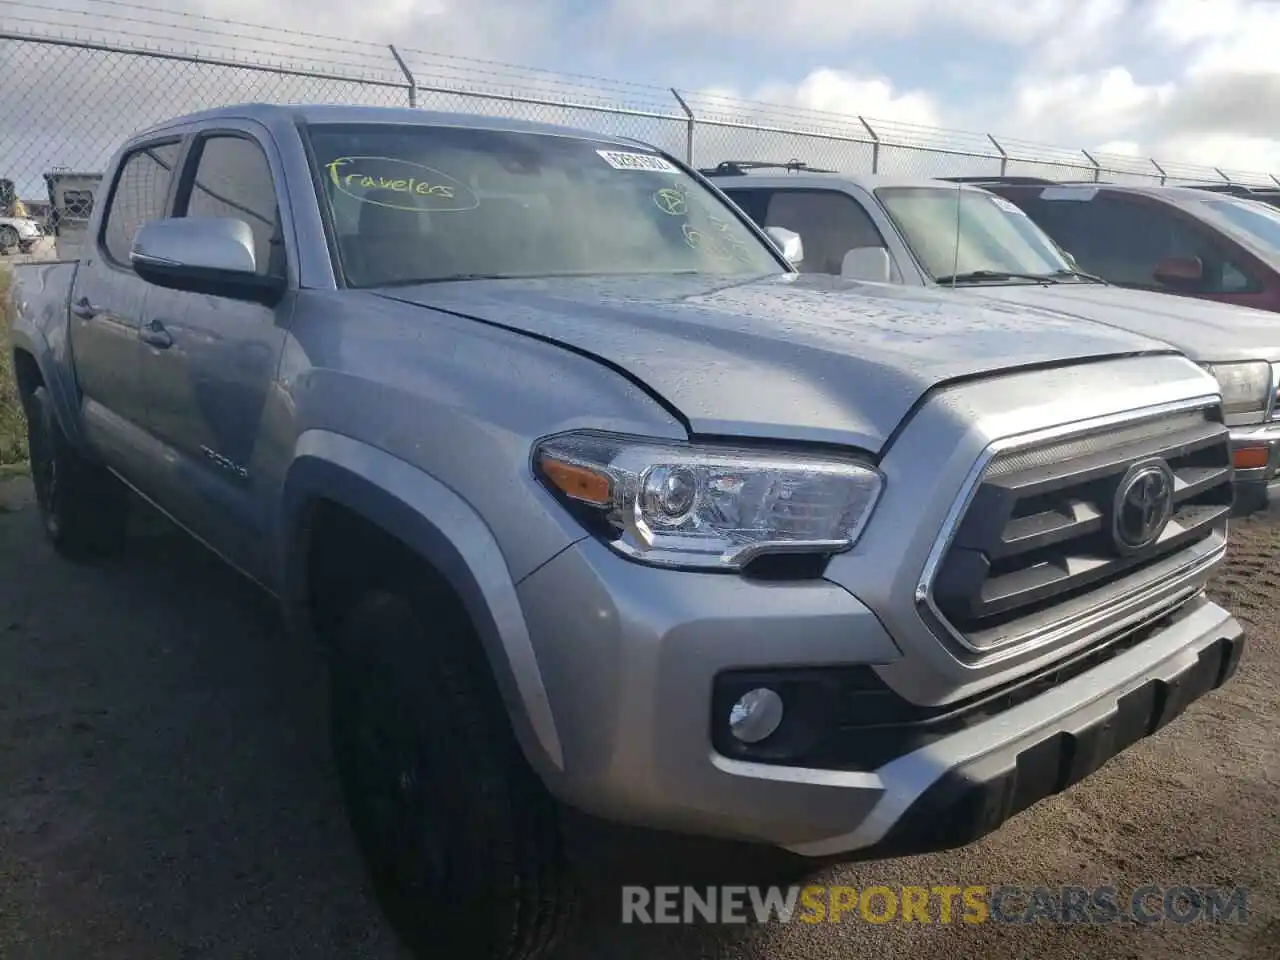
top-left (728, 688), bottom-right (784, 744)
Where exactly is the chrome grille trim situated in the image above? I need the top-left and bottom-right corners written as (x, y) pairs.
top-left (915, 394), bottom-right (1228, 662)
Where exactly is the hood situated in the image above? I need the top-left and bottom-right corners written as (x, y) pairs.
top-left (374, 272), bottom-right (1173, 453)
top-left (959, 283), bottom-right (1280, 363)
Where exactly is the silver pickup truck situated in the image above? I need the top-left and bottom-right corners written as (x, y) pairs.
top-left (7, 105), bottom-right (1245, 959)
top-left (708, 166), bottom-right (1280, 514)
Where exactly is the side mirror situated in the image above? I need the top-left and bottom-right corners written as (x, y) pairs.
top-left (764, 225), bottom-right (804, 266)
top-left (840, 246), bottom-right (893, 283)
top-left (1152, 255), bottom-right (1204, 288)
top-left (130, 216), bottom-right (285, 305)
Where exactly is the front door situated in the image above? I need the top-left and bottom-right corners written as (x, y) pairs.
top-left (137, 128), bottom-right (292, 582)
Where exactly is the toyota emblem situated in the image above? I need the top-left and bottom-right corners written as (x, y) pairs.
top-left (1111, 459), bottom-right (1176, 554)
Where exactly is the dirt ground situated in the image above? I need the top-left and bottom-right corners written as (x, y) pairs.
top-left (1, 476), bottom-right (1278, 960)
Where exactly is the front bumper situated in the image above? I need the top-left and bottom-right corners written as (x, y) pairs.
top-left (516, 536), bottom-right (1243, 858)
top-left (1228, 422), bottom-right (1280, 514)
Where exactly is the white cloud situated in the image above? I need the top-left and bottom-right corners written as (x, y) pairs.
top-left (1095, 139), bottom-right (1143, 157)
top-left (1009, 68), bottom-right (1176, 143)
top-left (603, 0), bottom-right (1117, 47)
top-left (748, 69), bottom-right (941, 127)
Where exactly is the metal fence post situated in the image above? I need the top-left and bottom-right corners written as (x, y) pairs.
top-left (1081, 149), bottom-right (1101, 182)
top-left (671, 89), bottom-right (694, 165)
top-left (1151, 158), bottom-right (1167, 185)
top-left (858, 117), bottom-right (880, 174)
top-left (988, 135), bottom-right (1008, 176)
top-left (1272, 175), bottom-right (1280, 188)
top-left (389, 44), bottom-right (416, 108)
top-left (1215, 167), bottom-right (1231, 183)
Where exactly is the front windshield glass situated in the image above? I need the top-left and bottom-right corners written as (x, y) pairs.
top-left (1202, 198), bottom-right (1280, 250)
top-left (875, 186), bottom-right (1072, 280)
top-left (305, 123), bottom-right (784, 287)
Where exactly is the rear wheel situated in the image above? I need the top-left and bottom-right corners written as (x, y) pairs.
top-left (25, 385), bottom-right (129, 560)
top-left (0, 225), bottom-right (18, 255)
top-left (329, 586), bottom-right (577, 960)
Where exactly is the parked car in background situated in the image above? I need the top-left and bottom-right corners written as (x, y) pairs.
top-left (706, 164), bottom-right (1280, 513)
top-left (0, 213), bottom-right (43, 255)
top-left (8, 104), bottom-right (1248, 959)
top-left (0, 176), bottom-right (44, 254)
top-left (962, 178), bottom-right (1280, 315)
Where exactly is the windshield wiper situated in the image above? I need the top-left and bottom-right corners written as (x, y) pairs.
top-left (933, 269), bottom-right (1064, 285)
top-left (1047, 267), bottom-right (1108, 284)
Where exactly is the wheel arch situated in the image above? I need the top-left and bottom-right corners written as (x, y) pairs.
top-left (280, 429), bottom-right (566, 777)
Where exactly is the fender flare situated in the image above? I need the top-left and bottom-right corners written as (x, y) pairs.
top-left (279, 429), bottom-right (566, 776)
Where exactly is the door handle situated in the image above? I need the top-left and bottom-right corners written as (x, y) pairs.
top-left (71, 297), bottom-right (99, 320)
top-left (138, 320), bottom-right (173, 350)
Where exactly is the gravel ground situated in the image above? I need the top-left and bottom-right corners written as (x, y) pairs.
top-left (1, 476), bottom-right (1278, 960)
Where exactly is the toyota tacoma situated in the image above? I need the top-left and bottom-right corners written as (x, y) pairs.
top-left (7, 105), bottom-right (1245, 959)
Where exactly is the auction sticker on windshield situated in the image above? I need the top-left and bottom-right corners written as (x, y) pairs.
top-left (597, 149), bottom-right (678, 172)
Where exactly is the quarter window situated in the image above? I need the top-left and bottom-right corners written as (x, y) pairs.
top-left (101, 142), bottom-right (181, 264)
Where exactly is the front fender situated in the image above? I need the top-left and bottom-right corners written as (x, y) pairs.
top-left (279, 429), bottom-right (569, 777)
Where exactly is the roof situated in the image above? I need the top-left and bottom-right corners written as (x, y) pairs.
top-left (129, 102), bottom-right (655, 151)
top-left (984, 179), bottom-right (1256, 205)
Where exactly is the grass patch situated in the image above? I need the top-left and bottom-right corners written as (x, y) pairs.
top-left (0, 265), bottom-right (31, 470)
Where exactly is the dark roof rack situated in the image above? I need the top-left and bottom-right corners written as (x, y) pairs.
top-left (699, 160), bottom-right (836, 177)
top-left (1182, 183), bottom-right (1264, 197)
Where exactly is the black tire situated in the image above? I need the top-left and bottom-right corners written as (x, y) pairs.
top-left (0, 225), bottom-right (17, 255)
top-left (329, 587), bottom-right (577, 960)
top-left (25, 385), bottom-right (129, 560)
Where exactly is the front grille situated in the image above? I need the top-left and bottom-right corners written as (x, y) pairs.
top-left (924, 403), bottom-right (1232, 653)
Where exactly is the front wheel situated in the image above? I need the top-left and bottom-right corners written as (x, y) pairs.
top-left (25, 385), bottom-right (129, 560)
top-left (0, 225), bottom-right (18, 255)
top-left (329, 587), bottom-right (578, 960)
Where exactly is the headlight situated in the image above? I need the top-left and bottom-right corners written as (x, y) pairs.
top-left (1204, 361), bottom-right (1271, 416)
top-left (533, 431), bottom-right (883, 570)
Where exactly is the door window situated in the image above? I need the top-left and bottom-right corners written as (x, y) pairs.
top-left (179, 135), bottom-right (281, 276)
top-left (724, 187), bottom-right (890, 275)
top-left (101, 142), bottom-right (182, 264)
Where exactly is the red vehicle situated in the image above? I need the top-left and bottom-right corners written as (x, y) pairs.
top-left (968, 179), bottom-right (1280, 315)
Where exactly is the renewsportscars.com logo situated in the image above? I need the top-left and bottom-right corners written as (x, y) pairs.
top-left (621, 884), bottom-right (1252, 926)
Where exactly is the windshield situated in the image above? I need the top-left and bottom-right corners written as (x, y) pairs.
top-left (1202, 198), bottom-right (1280, 251)
top-left (305, 123), bottom-right (784, 287)
top-left (875, 186), bottom-right (1073, 281)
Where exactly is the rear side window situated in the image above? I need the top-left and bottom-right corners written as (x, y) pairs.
top-left (724, 187), bottom-right (889, 275)
top-left (101, 142), bottom-right (181, 264)
top-left (178, 135), bottom-right (281, 276)
top-left (1007, 192), bottom-right (1260, 294)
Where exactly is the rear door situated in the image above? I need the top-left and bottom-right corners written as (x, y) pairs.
top-left (67, 139), bottom-right (182, 486)
top-left (135, 125), bottom-right (292, 581)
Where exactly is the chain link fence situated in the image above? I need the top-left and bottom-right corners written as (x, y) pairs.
top-left (5, 20), bottom-right (1280, 261)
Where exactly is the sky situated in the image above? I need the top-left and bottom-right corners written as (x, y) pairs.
top-left (5, 0), bottom-right (1280, 194)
